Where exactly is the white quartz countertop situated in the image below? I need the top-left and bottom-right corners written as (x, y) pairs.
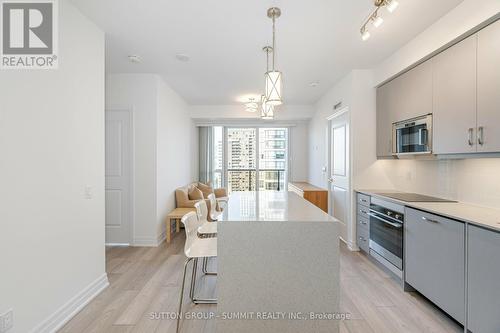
top-left (357, 190), bottom-right (500, 232)
top-left (222, 191), bottom-right (336, 222)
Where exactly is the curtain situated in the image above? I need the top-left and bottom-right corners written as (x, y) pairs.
top-left (199, 126), bottom-right (214, 184)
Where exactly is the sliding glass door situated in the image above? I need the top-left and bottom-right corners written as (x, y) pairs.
top-left (226, 127), bottom-right (288, 193)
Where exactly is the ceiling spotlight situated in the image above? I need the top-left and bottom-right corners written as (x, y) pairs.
top-left (372, 14), bottom-right (384, 28)
top-left (361, 28), bottom-right (371, 41)
top-left (386, 0), bottom-right (399, 13)
top-left (175, 53), bottom-right (190, 62)
top-left (309, 81), bottom-right (319, 88)
top-left (128, 55), bottom-right (141, 63)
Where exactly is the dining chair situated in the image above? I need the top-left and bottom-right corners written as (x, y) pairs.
top-left (177, 212), bottom-right (217, 333)
top-left (207, 193), bottom-right (222, 221)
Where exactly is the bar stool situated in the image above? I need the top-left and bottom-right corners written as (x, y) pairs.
top-left (207, 193), bottom-right (222, 221)
top-left (194, 200), bottom-right (217, 275)
top-left (177, 212), bottom-right (217, 333)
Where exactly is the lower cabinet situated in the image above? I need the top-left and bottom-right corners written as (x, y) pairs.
top-left (405, 208), bottom-right (465, 324)
top-left (467, 225), bottom-right (500, 333)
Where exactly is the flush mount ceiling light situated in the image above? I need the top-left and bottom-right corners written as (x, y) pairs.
top-left (244, 97), bottom-right (259, 113)
top-left (360, 0), bottom-right (399, 41)
top-left (175, 53), bottom-right (190, 62)
top-left (261, 94), bottom-right (275, 120)
top-left (264, 7), bottom-right (283, 106)
top-left (128, 55), bottom-right (141, 63)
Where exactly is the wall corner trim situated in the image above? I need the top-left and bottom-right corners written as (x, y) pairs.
top-left (31, 273), bottom-right (109, 333)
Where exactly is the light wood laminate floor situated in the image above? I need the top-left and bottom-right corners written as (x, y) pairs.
top-left (62, 234), bottom-right (462, 333)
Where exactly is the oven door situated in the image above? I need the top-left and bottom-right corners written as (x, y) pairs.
top-left (393, 114), bottom-right (432, 155)
top-left (369, 210), bottom-right (403, 270)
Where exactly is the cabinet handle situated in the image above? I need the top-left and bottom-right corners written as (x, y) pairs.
top-left (468, 128), bottom-right (474, 146)
top-left (478, 126), bottom-right (484, 146)
top-left (422, 216), bottom-right (439, 223)
top-left (359, 209), bottom-right (368, 215)
top-left (358, 236), bottom-right (366, 241)
top-left (360, 221), bottom-right (367, 225)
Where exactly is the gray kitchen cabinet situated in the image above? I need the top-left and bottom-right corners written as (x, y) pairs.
top-left (376, 61), bottom-right (433, 158)
top-left (376, 82), bottom-right (395, 157)
top-left (356, 193), bottom-right (370, 253)
top-left (405, 208), bottom-right (465, 324)
top-left (467, 225), bottom-right (500, 333)
top-left (477, 19), bottom-right (500, 153)
top-left (393, 60), bottom-right (433, 122)
top-left (432, 35), bottom-right (477, 155)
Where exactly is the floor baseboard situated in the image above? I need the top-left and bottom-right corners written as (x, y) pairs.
top-left (31, 273), bottom-right (109, 333)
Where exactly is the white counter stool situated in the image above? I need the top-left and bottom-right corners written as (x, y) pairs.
top-left (194, 200), bottom-right (217, 276)
top-left (177, 212), bottom-right (217, 333)
top-left (207, 193), bottom-right (223, 221)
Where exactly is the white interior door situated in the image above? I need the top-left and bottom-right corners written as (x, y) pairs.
top-left (105, 110), bottom-right (132, 245)
top-left (328, 112), bottom-right (350, 242)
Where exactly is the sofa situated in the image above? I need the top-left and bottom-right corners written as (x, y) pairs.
top-left (175, 182), bottom-right (228, 221)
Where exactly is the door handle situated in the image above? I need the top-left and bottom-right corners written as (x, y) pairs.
top-left (468, 128), bottom-right (474, 146)
top-left (478, 126), bottom-right (484, 146)
top-left (422, 216), bottom-right (439, 223)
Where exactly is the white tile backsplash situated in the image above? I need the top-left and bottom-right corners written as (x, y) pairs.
top-left (374, 158), bottom-right (500, 209)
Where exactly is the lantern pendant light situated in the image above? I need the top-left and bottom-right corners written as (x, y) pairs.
top-left (261, 46), bottom-right (275, 119)
top-left (265, 7), bottom-right (283, 106)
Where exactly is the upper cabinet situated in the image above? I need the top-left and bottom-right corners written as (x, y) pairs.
top-left (376, 19), bottom-right (500, 158)
top-left (376, 81), bottom-right (395, 157)
top-left (477, 19), bottom-right (500, 153)
top-left (432, 35), bottom-right (477, 155)
top-left (394, 60), bottom-right (433, 122)
top-left (376, 61), bottom-right (433, 158)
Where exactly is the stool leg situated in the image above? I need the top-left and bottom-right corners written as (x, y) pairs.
top-left (177, 257), bottom-right (193, 333)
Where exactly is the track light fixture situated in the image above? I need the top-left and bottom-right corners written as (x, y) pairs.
top-left (360, 0), bottom-right (399, 41)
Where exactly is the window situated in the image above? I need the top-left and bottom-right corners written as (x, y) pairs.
top-left (225, 127), bottom-right (288, 193)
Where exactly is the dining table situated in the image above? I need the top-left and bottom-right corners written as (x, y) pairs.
top-left (213, 190), bottom-right (341, 333)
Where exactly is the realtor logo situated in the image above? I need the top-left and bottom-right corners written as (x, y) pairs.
top-left (1, 0), bottom-right (58, 69)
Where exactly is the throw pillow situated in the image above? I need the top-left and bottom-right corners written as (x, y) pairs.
top-left (197, 182), bottom-right (214, 198)
top-left (188, 187), bottom-right (204, 200)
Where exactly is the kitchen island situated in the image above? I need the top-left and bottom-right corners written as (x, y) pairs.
top-left (217, 191), bottom-right (340, 333)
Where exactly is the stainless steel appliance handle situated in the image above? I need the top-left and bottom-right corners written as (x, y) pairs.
top-left (468, 128), bottom-right (474, 146)
top-left (478, 126), bottom-right (484, 146)
top-left (369, 209), bottom-right (403, 224)
top-left (368, 212), bottom-right (403, 228)
top-left (421, 216), bottom-right (439, 223)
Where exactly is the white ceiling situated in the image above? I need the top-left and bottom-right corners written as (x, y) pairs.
top-left (70, 0), bottom-right (463, 105)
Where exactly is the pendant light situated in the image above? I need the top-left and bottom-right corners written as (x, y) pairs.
top-left (265, 7), bottom-right (283, 106)
top-left (261, 46), bottom-right (275, 120)
top-left (261, 95), bottom-right (274, 120)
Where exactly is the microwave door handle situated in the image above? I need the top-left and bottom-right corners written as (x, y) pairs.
top-left (419, 128), bottom-right (428, 146)
top-left (368, 212), bottom-right (403, 228)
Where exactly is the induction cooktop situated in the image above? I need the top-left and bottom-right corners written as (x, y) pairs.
top-left (374, 192), bottom-right (456, 203)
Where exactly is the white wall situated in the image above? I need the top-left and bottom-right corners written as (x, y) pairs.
top-left (106, 74), bottom-right (159, 245)
top-left (190, 104), bottom-right (315, 120)
top-left (0, 0), bottom-right (106, 331)
top-left (106, 74), bottom-right (198, 245)
top-left (308, 73), bottom-right (353, 189)
top-left (156, 77), bottom-right (198, 241)
top-left (289, 121), bottom-right (309, 182)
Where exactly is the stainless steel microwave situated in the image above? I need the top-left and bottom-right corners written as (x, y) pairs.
top-left (392, 114), bottom-right (433, 155)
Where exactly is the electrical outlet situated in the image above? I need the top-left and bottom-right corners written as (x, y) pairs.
top-left (84, 185), bottom-right (93, 199)
top-left (0, 309), bottom-right (13, 333)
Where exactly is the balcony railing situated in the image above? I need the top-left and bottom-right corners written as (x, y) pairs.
top-left (227, 169), bottom-right (286, 192)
